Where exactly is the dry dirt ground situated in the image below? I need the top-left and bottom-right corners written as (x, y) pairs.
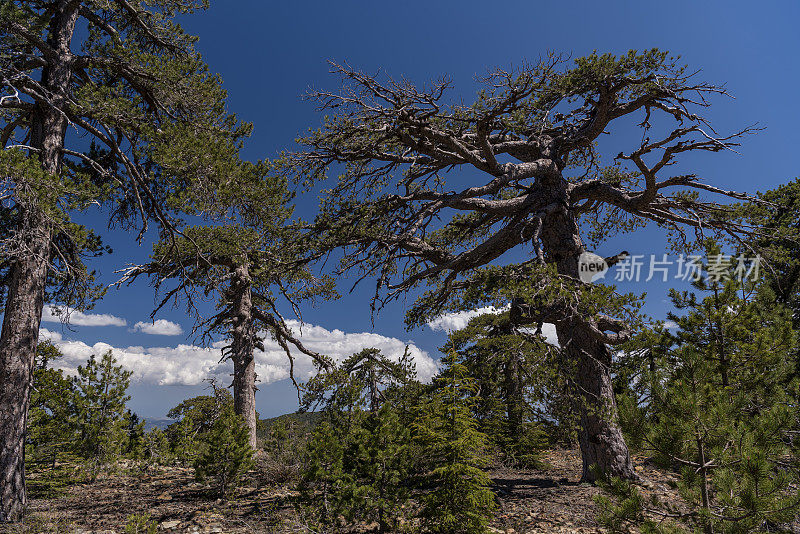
top-left (2, 449), bottom-right (688, 534)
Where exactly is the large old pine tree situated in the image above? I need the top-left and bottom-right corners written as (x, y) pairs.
top-left (0, 0), bottom-right (252, 520)
top-left (120, 223), bottom-right (335, 450)
top-left (283, 51), bottom-right (762, 481)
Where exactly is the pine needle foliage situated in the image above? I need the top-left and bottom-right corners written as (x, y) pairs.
top-left (443, 311), bottom-right (555, 466)
top-left (609, 247), bottom-right (800, 533)
top-left (298, 348), bottom-right (417, 533)
top-left (194, 406), bottom-right (255, 500)
top-left (414, 353), bottom-right (497, 534)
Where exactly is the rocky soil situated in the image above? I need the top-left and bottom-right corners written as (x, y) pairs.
top-left (2, 449), bottom-right (690, 534)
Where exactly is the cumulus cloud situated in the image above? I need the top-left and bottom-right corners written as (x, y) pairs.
top-left (41, 328), bottom-right (221, 386)
top-left (42, 306), bottom-right (127, 327)
top-left (39, 321), bottom-right (438, 387)
top-left (133, 319), bottom-right (184, 336)
top-left (527, 323), bottom-right (559, 346)
top-left (427, 307), bottom-right (559, 346)
top-left (426, 307), bottom-right (504, 333)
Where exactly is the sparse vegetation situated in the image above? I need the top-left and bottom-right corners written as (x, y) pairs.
top-left (123, 513), bottom-right (158, 534)
top-left (1, 1), bottom-right (799, 531)
top-left (193, 405), bottom-right (255, 500)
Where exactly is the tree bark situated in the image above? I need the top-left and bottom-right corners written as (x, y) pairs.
top-left (503, 353), bottom-right (524, 443)
top-left (229, 264), bottom-right (258, 451)
top-left (0, 225), bottom-right (51, 522)
top-left (566, 323), bottom-right (636, 481)
top-left (539, 190), bottom-right (636, 482)
top-left (0, 4), bottom-right (78, 521)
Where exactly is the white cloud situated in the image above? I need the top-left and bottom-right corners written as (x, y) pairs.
top-left (39, 321), bottom-right (438, 387)
top-left (42, 306), bottom-right (127, 327)
top-left (427, 306), bottom-right (504, 333)
top-left (133, 319), bottom-right (184, 336)
top-left (41, 328), bottom-right (221, 386)
top-left (39, 328), bottom-right (63, 343)
top-left (427, 307), bottom-right (559, 346)
top-left (266, 320), bottom-right (440, 383)
top-left (535, 323), bottom-right (560, 346)
top-left (663, 320), bottom-right (678, 330)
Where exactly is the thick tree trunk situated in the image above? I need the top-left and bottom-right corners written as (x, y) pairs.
top-left (229, 265), bottom-right (258, 451)
top-left (0, 227), bottom-right (51, 522)
top-left (0, 4), bottom-right (78, 521)
top-left (503, 355), bottom-right (524, 442)
top-left (232, 355), bottom-right (257, 451)
top-left (560, 322), bottom-right (636, 481)
top-left (540, 193), bottom-right (636, 482)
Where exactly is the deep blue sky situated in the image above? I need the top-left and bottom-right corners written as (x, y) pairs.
top-left (46, 1), bottom-right (800, 419)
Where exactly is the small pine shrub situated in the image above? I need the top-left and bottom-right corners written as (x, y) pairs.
top-left (72, 350), bottom-right (134, 480)
top-left (25, 458), bottom-right (83, 500)
top-left (141, 428), bottom-right (171, 468)
top-left (194, 407), bottom-right (255, 499)
top-left (504, 422), bottom-right (549, 469)
top-left (593, 467), bottom-right (685, 534)
top-left (297, 348), bottom-right (418, 532)
top-left (415, 355), bottom-right (497, 534)
top-left (166, 390), bottom-right (234, 466)
top-left (4, 512), bottom-right (75, 534)
top-left (124, 513), bottom-right (157, 534)
top-left (258, 419), bottom-right (306, 486)
top-left (297, 420), bottom-right (346, 526)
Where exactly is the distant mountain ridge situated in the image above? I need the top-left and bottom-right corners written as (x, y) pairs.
top-left (143, 418), bottom-right (176, 431)
top-left (141, 411), bottom-right (321, 434)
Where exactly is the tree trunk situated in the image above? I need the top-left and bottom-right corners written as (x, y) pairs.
top-left (503, 355), bottom-right (524, 443)
top-left (0, 4), bottom-right (79, 521)
top-left (563, 322), bottom-right (636, 481)
top-left (229, 264), bottom-right (258, 451)
top-left (539, 195), bottom-right (636, 482)
top-left (0, 226), bottom-right (51, 522)
top-left (696, 433), bottom-right (713, 534)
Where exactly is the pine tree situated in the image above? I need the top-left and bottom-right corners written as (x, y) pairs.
top-left (124, 411), bottom-right (145, 459)
top-left (166, 390), bottom-right (233, 465)
top-left (26, 342), bottom-right (78, 468)
top-left (119, 183), bottom-right (335, 451)
top-left (414, 354), bottom-right (497, 534)
top-left (298, 420), bottom-right (346, 525)
top-left (0, 0), bottom-right (258, 518)
top-left (298, 348), bottom-right (417, 532)
top-left (593, 468), bottom-right (685, 534)
top-left (283, 51), bottom-right (767, 482)
top-left (71, 350), bottom-right (133, 478)
top-left (194, 406), bottom-right (255, 500)
top-left (744, 178), bottom-right (800, 377)
top-left (301, 347), bottom-right (417, 417)
top-left (347, 405), bottom-right (413, 533)
top-left (613, 251), bottom-right (800, 533)
top-left (443, 311), bottom-right (554, 466)
top-left (141, 427), bottom-right (171, 468)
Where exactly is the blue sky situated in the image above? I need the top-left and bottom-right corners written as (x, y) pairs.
top-left (40, 0), bottom-right (800, 419)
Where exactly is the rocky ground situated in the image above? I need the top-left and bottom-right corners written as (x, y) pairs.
top-left (3, 449), bottom-right (688, 534)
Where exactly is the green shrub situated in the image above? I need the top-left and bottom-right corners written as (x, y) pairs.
top-left (194, 407), bottom-right (255, 499)
top-left (258, 419), bottom-right (307, 486)
top-left (593, 467), bottom-right (685, 534)
top-left (167, 390), bottom-right (233, 465)
top-left (297, 348), bottom-right (418, 532)
top-left (414, 354), bottom-right (497, 534)
top-left (141, 427), bottom-right (172, 468)
top-left (124, 513), bottom-right (157, 534)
